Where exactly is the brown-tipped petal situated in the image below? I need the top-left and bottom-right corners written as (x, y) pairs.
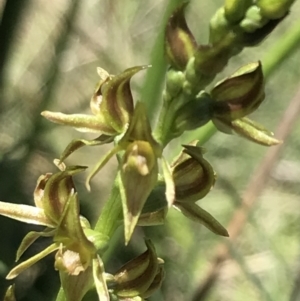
top-left (165, 2), bottom-right (197, 70)
top-left (114, 239), bottom-right (159, 298)
top-left (120, 142), bottom-right (158, 244)
top-left (100, 66), bottom-right (149, 133)
top-left (59, 134), bottom-right (113, 163)
top-left (174, 202), bottom-right (229, 236)
top-left (6, 243), bottom-right (59, 280)
top-left (85, 145), bottom-right (122, 191)
top-left (172, 145), bottom-right (216, 203)
top-left (213, 117), bottom-right (282, 146)
top-left (16, 229), bottom-right (54, 261)
top-left (211, 61), bottom-right (265, 120)
top-left (0, 201), bottom-right (54, 227)
top-left (41, 111), bottom-right (116, 135)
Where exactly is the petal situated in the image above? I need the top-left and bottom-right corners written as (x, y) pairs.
top-left (85, 145), bottom-right (122, 191)
top-left (16, 229), bottom-right (54, 261)
top-left (6, 243), bottom-right (59, 280)
top-left (59, 134), bottom-right (114, 163)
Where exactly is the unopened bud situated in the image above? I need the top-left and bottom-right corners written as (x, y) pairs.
top-left (257, 0), bottom-right (295, 19)
top-left (224, 0), bottom-right (252, 23)
top-left (165, 3), bottom-right (197, 70)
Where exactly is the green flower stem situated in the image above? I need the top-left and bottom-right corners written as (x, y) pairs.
top-left (94, 174), bottom-right (122, 242)
top-left (262, 19), bottom-right (300, 78)
top-left (153, 98), bottom-right (176, 147)
top-left (141, 0), bottom-right (188, 121)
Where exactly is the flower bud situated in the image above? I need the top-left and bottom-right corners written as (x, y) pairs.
top-left (257, 0), bottom-right (295, 19)
top-left (165, 69), bottom-right (185, 99)
top-left (211, 61), bottom-right (264, 121)
top-left (209, 7), bottom-right (232, 43)
top-left (238, 17), bottom-right (285, 46)
top-left (172, 145), bottom-right (216, 203)
top-left (240, 6), bottom-right (268, 33)
top-left (165, 3), bottom-right (197, 70)
top-left (224, 0), bottom-right (252, 23)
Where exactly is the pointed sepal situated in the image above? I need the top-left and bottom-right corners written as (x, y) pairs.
top-left (174, 202), bottom-right (229, 236)
top-left (213, 117), bottom-right (282, 146)
top-left (41, 111), bottom-right (115, 135)
top-left (6, 243), bottom-right (59, 280)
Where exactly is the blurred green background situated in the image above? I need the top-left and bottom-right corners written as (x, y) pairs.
top-left (1, 0), bottom-right (300, 300)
